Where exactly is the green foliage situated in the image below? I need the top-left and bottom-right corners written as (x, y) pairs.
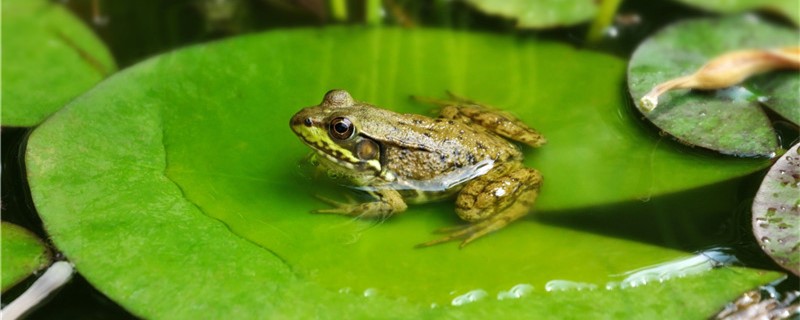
top-left (1, 222), bottom-right (50, 291)
top-left (674, 0), bottom-right (799, 25)
top-left (1, 0), bottom-right (115, 127)
top-left (462, 0), bottom-right (597, 28)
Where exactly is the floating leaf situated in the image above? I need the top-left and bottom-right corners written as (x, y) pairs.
top-left (628, 16), bottom-right (799, 157)
top-left (1, 222), bottom-right (51, 291)
top-left (462, 0), bottom-right (597, 28)
top-left (2, 0), bottom-right (116, 127)
top-left (27, 28), bottom-right (779, 318)
top-left (753, 143), bottom-right (800, 276)
top-left (673, 0), bottom-right (800, 25)
top-left (748, 71), bottom-right (800, 125)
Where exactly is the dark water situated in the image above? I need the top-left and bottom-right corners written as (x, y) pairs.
top-left (2, 0), bottom-right (798, 318)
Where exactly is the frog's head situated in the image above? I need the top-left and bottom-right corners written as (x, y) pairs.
top-left (290, 90), bottom-right (383, 179)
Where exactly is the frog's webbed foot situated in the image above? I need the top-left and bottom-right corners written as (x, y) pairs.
top-left (415, 208), bottom-right (528, 249)
top-left (311, 190), bottom-right (407, 219)
top-left (411, 93), bottom-right (547, 148)
top-left (417, 162), bottom-right (542, 249)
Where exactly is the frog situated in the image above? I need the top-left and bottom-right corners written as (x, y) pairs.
top-left (289, 89), bottom-right (545, 248)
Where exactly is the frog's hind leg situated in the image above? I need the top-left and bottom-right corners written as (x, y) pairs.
top-left (412, 93), bottom-right (546, 147)
top-left (416, 162), bottom-right (542, 248)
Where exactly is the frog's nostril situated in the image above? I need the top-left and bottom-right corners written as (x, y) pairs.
top-left (304, 118), bottom-right (313, 127)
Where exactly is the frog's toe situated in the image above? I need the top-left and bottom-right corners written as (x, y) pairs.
top-left (432, 223), bottom-right (471, 234)
top-left (416, 223), bottom-right (483, 248)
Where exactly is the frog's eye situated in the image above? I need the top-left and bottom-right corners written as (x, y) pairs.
top-left (329, 117), bottom-right (354, 140)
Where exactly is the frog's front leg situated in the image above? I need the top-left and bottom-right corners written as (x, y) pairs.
top-left (417, 162), bottom-right (542, 248)
top-left (313, 189), bottom-right (408, 219)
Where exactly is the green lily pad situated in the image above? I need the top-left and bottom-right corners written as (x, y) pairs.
top-left (673, 0), bottom-right (799, 25)
top-left (1, 222), bottom-right (51, 291)
top-left (753, 142), bottom-right (800, 276)
top-left (628, 16), bottom-right (799, 157)
top-left (2, 0), bottom-right (116, 127)
top-left (462, 0), bottom-right (597, 28)
top-left (27, 28), bottom-right (779, 318)
top-left (748, 72), bottom-right (800, 126)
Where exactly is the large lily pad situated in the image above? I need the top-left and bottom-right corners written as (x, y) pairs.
top-left (2, 0), bottom-right (116, 127)
top-left (1, 222), bottom-right (51, 291)
top-left (462, 0), bottom-right (597, 29)
top-left (753, 143), bottom-right (800, 276)
top-left (673, 0), bottom-right (800, 25)
top-left (27, 28), bottom-right (779, 318)
top-left (628, 16), bottom-right (799, 157)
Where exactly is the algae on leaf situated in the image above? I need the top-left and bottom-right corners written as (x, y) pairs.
top-left (2, 0), bottom-right (116, 127)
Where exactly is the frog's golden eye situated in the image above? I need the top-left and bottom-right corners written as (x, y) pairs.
top-left (356, 139), bottom-right (379, 160)
top-left (329, 117), bottom-right (354, 140)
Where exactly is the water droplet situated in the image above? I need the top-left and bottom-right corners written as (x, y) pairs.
top-left (545, 280), bottom-right (597, 292)
top-left (363, 288), bottom-right (378, 298)
top-left (699, 111), bottom-right (707, 117)
top-left (497, 284), bottom-right (533, 300)
top-left (604, 26), bottom-right (619, 38)
top-left (779, 170), bottom-right (787, 175)
top-left (338, 287), bottom-right (352, 294)
top-left (93, 15), bottom-right (110, 26)
top-left (778, 238), bottom-right (785, 244)
top-left (430, 303), bottom-right (439, 309)
top-left (451, 289), bottom-right (487, 306)
top-left (761, 236), bottom-right (771, 244)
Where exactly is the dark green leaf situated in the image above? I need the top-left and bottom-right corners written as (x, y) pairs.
top-left (753, 143), bottom-right (800, 276)
top-left (673, 0), bottom-right (799, 25)
top-left (748, 72), bottom-right (800, 126)
top-left (628, 16), bottom-right (798, 157)
top-left (1, 0), bottom-right (116, 127)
